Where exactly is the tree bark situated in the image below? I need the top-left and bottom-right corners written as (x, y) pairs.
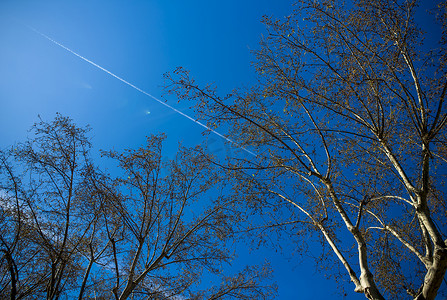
top-left (414, 242), bottom-right (447, 300)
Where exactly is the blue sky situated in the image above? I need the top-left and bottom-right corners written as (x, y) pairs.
top-left (0, 0), bottom-right (293, 153)
top-left (0, 1), bottom-right (410, 299)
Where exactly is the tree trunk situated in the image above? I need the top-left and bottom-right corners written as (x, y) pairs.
top-left (414, 243), bottom-right (447, 300)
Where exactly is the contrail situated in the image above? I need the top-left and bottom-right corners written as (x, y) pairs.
top-left (28, 26), bottom-right (257, 157)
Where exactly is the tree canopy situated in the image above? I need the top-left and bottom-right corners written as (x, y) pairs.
top-left (165, 0), bottom-right (447, 299)
top-left (0, 114), bottom-right (276, 299)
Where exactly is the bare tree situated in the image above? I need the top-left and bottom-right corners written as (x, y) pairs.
top-left (0, 114), bottom-right (94, 299)
top-left (85, 134), bottom-right (276, 300)
top-left (165, 0), bottom-right (447, 299)
top-left (0, 115), bottom-right (276, 299)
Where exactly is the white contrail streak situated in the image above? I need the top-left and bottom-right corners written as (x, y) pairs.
top-left (28, 26), bottom-right (257, 157)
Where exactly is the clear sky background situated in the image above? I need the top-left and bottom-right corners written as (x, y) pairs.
top-left (4, 0), bottom-right (440, 299)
